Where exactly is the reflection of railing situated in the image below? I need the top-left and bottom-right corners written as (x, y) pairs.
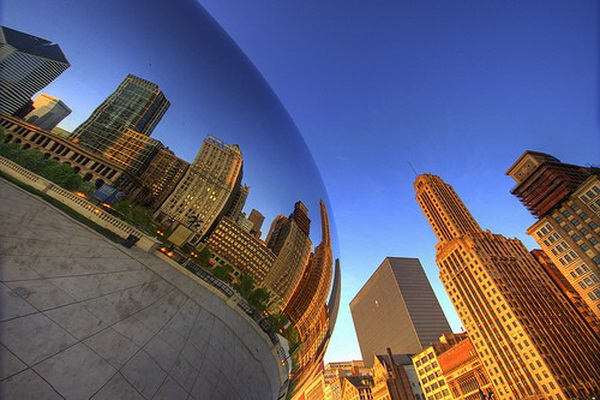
top-left (181, 260), bottom-right (280, 344)
top-left (0, 155), bottom-right (160, 252)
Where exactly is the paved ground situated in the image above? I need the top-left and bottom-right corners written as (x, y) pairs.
top-left (0, 178), bottom-right (280, 399)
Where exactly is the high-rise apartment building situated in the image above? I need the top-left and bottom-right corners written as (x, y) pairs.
top-left (530, 249), bottom-right (600, 338)
top-left (157, 136), bottom-right (243, 245)
top-left (139, 147), bottom-right (189, 209)
top-left (22, 94), bottom-right (71, 130)
top-left (264, 201), bottom-right (312, 307)
top-left (71, 74), bottom-right (169, 155)
top-left (350, 257), bottom-right (451, 368)
top-left (205, 216), bottom-right (276, 283)
top-left (507, 151), bottom-right (600, 320)
top-left (415, 173), bottom-right (600, 400)
top-left (0, 26), bottom-right (70, 115)
top-left (99, 127), bottom-right (163, 176)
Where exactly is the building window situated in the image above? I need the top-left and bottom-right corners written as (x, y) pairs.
top-left (563, 210), bottom-right (571, 217)
top-left (581, 243), bottom-right (590, 251)
top-left (571, 234), bottom-right (581, 241)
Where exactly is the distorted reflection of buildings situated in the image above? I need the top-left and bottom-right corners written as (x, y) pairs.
top-left (69, 74), bottom-right (170, 175)
top-left (415, 173), bottom-right (600, 400)
top-left (350, 257), bottom-right (452, 369)
top-left (206, 216), bottom-right (276, 283)
top-left (156, 136), bottom-right (244, 244)
top-left (138, 147), bottom-right (189, 210)
top-left (0, 26), bottom-right (70, 115)
top-left (506, 151), bottom-right (600, 322)
top-left (264, 201), bottom-right (313, 307)
top-left (0, 115), bottom-right (151, 201)
top-left (248, 208), bottom-right (265, 238)
top-left (21, 93), bottom-right (71, 131)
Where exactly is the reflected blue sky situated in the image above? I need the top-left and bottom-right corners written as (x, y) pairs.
top-left (3, 0), bottom-right (337, 253)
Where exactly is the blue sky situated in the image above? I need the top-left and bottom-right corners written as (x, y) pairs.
top-left (5, 0), bottom-right (599, 364)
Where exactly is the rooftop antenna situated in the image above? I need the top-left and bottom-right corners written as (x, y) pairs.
top-left (407, 160), bottom-right (418, 177)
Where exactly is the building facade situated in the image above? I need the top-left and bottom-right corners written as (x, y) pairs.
top-left (372, 352), bottom-right (423, 400)
top-left (350, 257), bottom-right (452, 368)
top-left (139, 147), bottom-right (189, 210)
top-left (0, 26), bottom-right (70, 115)
top-left (157, 136), bottom-right (243, 245)
top-left (413, 334), bottom-right (466, 400)
top-left (437, 336), bottom-right (495, 400)
top-left (22, 93), bottom-right (71, 130)
top-left (264, 201), bottom-right (312, 307)
top-left (507, 151), bottom-right (600, 320)
top-left (205, 216), bottom-right (276, 283)
top-left (248, 208), bottom-right (264, 239)
top-left (415, 173), bottom-right (600, 400)
top-left (71, 74), bottom-right (169, 150)
top-left (1, 114), bottom-right (150, 202)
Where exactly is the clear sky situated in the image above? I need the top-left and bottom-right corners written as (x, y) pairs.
top-left (198, 0), bottom-right (599, 363)
top-left (5, 0), bottom-right (600, 364)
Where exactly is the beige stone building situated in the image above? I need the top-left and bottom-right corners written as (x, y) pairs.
top-left (157, 136), bottom-right (243, 245)
top-left (415, 173), bottom-right (600, 400)
top-left (413, 334), bottom-right (465, 400)
top-left (205, 216), bottom-right (276, 283)
top-left (341, 375), bottom-right (374, 400)
top-left (507, 151), bottom-right (600, 321)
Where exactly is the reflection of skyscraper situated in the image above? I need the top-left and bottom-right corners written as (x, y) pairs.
top-left (248, 209), bottom-right (264, 239)
top-left (415, 173), bottom-right (600, 400)
top-left (139, 147), bottom-right (189, 209)
top-left (506, 151), bottom-right (600, 321)
top-left (22, 94), bottom-right (71, 130)
top-left (264, 202), bottom-right (312, 306)
top-left (350, 257), bottom-right (451, 368)
top-left (0, 26), bottom-right (70, 115)
top-left (157, 136), bottom-right (243, 245)
top-left (71, 74), bottom-right (170, 154)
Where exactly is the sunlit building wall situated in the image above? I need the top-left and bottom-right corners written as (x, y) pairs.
top-left (0, 26), bottom-right (70, 115)
top-left (412, 334), bottom-right (466, 400)
top-left (529, 249), bottom-right (600, 338)
top-left (22, 94), bottom-right (71, 131)
top-left (415, 173), bottom-right (600, 400)
top-left (264, 201), bottom-right (312, 307)
top-left (350, 257), bottom-right (452, 368)
top-left (507, 151), bottom-right (600, 321)
top-left (157, 136), bottom-right (243, 245)
top-left (436, 335), bottom-right (495, 400)
top-left (340, 375), bottom-right (374, 400)
top-left (372, 353), bottom-right (423, 400)
top-left (205, 216), bottom-right (276, 283)
top-left (99, 127), bottom-right (163, 176)
top-left (0, 115), bottom-right (150, 201)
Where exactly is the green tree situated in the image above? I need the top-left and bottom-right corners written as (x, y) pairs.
top-left (113, 200), bottom-right (156, 232)
top-left (196, 246), bottom-right (212, 267)
top-left (212, 263), bottom-right (233, 282)
top-left (40, 163), bottom-right (84, 190)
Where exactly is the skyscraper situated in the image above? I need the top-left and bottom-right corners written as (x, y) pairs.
top-left (22, 93), bottom-right (71, 130)
top-left (139, 147), bottom-right (189, 209)
top-left (71, 74), bottom-right (170, 154)
top-left (0, 26), bottom-right (70, 115)
top-left (415, 173), bottom-right (600, 400)
top-left (350, 257), bottom-right (451, 368)
top-left (157, 136), bottom-right (243, 245)
top-left (506, 151), bottom-right (600, 320)
top-left (264, 201), bottom-right (312, 307)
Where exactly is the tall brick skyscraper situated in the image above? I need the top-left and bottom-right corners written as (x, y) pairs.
top-left (415, 173), bottom-right (600, 400)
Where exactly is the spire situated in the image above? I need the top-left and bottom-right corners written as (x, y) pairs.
top-left (414, 174), bottom-right (481, 243)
